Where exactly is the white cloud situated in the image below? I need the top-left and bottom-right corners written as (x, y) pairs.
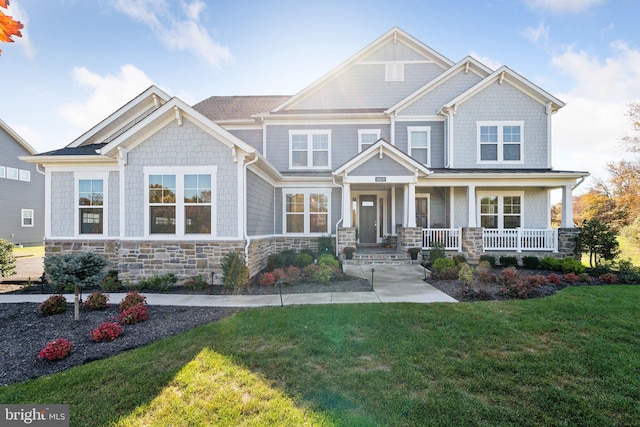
top-left (551, 41), bottom-right (640, 181)
top-left (469, 51), bottom-right (501, 71)
top-left (7, 1), bottom-right (36, 59)
top-left (524, 0), bottom-right (607, 14)
top-left (520, 22), bottom-right (549, 44)
top-left (113, 0), bottom-right (232, 67)
top-left (58, 64), bottom-right (154, 129)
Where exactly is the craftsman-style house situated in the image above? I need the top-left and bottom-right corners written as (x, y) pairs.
top-left (23, 28), bottom-right (587, 280)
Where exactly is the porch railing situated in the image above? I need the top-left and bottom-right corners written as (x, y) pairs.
top-left (482, 228), bottom-right (558, 252)
top-left (422, 228), bottom-right (462, 251)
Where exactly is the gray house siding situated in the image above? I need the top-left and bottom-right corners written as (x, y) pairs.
top-left (452, 81), bottom-right (549, 168)
top-left (228, 129), bottom-right (263, 153)
top-left (400, 71), bottom-right (483, 116)
top-left (50, 172), bottom-right (74, 237)
top-left (351, 156), bottom-right (411, 176)
top-left (0, 128), bottom-right (45, 245)
top-left (125, 119), bottom-right (239, 238)
top-left (294, 62), bottom-right (446, 110)
top-left (394, 121), bottom-right (445, 168)
top-left (246, 170), bottom-right (274, 236)
top-left (266, 124), bottom-right (391, 172)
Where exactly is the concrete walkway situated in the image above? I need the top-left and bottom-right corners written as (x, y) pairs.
top-left (0, 264), bottom-right (456, 307)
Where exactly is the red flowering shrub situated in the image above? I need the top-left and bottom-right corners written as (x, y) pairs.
top-left (271, 268), bottom-right (286, 283)
top-left (90, 322), bottom-right (124, 342)
top-left (119, 291), bottom-right (146, 312)
top-left (83, 291), bottom-right (109, 311)
top-left (285, 266), bottom-right (302, 285)
top-left (38, 338), bottom-right (72, 361)
top-left (563, 272), bottom-right (579, 283)
top-left (599, 273), bottom-right (618, 284)
top-left (119, 304), bottom-right (149, 325)
top-left (39, 295), bottom-right (67, 316)
top-left (527, 274), bottom-right (549, 287)
top-left (547, 273), bottom-right (562, 285)
top-left (498, 267), bottom-right (520, 287)
top-left (259, 272), bottom-right (275, 286)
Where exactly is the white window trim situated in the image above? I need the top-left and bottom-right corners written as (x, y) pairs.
top-left (358, 129), bottom-right (381, 152)
top-left (0, 166), bottom-right (5, 178)
top-left (74, 172), bottom-right (109, 237)
top-left (289, 130), bottom-right (332, 170)
top-left (408, 126), bottom-right (431, 167)
top-left (19, 169), bottom-right (31, 182)
top-left (143, 166), bottom-right (217, 239)
top-left (385, 62), bottom-right (405, 81)
top-left (282, 188), bottom-right (332, 235)
top-left (7, 167), bottom-right (18, 180)
top-left (476, 121), bottom-right (524, 164)
top-left (21, 209), bottom-right (34, 227)
top-left (477, 191), bottom-right (524, 229)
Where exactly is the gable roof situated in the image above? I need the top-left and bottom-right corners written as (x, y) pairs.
top-left (385, 56), bottom-right (493, 115)
top-left (442, 66), bottom-right (565, 113)
top-left (273, 27), bottom-right (455, 113)
top-left (334, 138), bottom-right (432, 178)
top-left (0, 118), bottom-right (37, 155)
top-left (193, 95), bottom-right (291, 122)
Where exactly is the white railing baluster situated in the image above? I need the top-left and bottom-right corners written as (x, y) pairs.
top-left (482, 228), bottom-right (558, 252)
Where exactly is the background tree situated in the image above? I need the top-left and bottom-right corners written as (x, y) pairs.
top-left (0, 238), bottom-right (16, 278)
top-left (621, 101), bottom-right (640, 153)
top-left (0, 0), bottom-right (23, 56)
top-left (575, 219), bottom-right (620, 269)
top-left (44, 252), bottom-right (109, 320)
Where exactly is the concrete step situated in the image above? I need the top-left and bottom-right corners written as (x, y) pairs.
top-left (343, 253), bottom-right (422, 265)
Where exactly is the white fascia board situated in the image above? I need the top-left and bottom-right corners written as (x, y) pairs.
top-left (334, 140), bottom-right (431, 176)
top-left (423, 175), bottom-right (589, 187)
top-left (443, 66), bottom-right (565, 112)
top-left (67, 86), bottom-right (171, 148)
top-left (19, 155), bottom-right (115, 166)
top-left (345, 175), bottom-right (417, 184)
top-left (385, 56), bottom-right (492, 115)
top-left (0, 119), bottom-right (37, 154)
top-left (273, 27), bottom-right (454, 113)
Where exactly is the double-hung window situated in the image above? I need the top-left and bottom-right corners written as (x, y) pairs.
top-left (358, 129), bottom-right (380, 152)
top-left (78, 178), bottom-right (105, 234)
top-left (408, 126), bottom-right (431, 166)
top-left (21, 209), bottom-right (34, 227)
top-left (477, 121), bottom-right (523, 163)
top-left (479, 192), bottom-right (523, 229)
top-left (145, 166), bottom-right (216, 237)
top-left (284, 189), bottom-right (331, 234)
top-left (289, 130), bottom-right (331, 169)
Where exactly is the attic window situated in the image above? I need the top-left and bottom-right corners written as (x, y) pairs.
top-left (385, 63), bottom-right (404, 81)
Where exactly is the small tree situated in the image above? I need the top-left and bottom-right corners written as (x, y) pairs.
top-left (44, 252), bottom-right (109, 320)
top-left (221, 251), bottom-right (248, 291)
top-left (0, 239), bottom-right (16, 278)
top-left (575, 219), bottom-right (620, 269)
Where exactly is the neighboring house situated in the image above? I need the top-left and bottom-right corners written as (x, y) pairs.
top-left (23, 28), bottom-right (587, 280)
top-left (0, 119), bottom-right (44, 246)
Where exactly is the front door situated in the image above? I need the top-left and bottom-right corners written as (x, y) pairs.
top-left (359, 195), bottom-right (377, 243)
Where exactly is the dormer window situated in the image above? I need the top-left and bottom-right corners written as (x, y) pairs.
top-left (385, 63), bottom-right (404, 81)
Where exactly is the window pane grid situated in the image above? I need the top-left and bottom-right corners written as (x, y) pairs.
top-left (479, 124), bottom-right (522, 162)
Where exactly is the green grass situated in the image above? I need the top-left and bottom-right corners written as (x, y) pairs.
top-left (12, 245), bottom-right (44, 258)
top-left (2, 287), bottom-right (639, 426)
top-left (618, 235), bottom-right (640, 265)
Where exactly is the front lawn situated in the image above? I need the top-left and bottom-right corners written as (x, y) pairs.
top-left (1, 286), bottom-right (639, 426)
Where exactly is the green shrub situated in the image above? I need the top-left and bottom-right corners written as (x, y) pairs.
top-left (561, 258), bottom-right (586, 274)
top-left (138, 273), bottom-right (177, 292)
top-left (431, 257), bottom-right (455, 272)
top-left (119, 291), bottom-right (146, 312)
top-left (100, 271), bottom-right (122, 292)
top-left (540, 256), bottom-right (562, 271)
top-left (83, 291), bottom-right (109, 311)
top-left (499, 256), bottom-right (519, 268)
top-left (294, 253), bottom-right (314, 268)
top-left (453, 254), bottom-right (467, 265)
top-left (428, 242), bottom-right (446, 265)
top-left (317, 235), bottom-right (334, 255)
top-left (39, 295), bottom-right (67, 316)
top-left (312, 264), bottom-right (335, 284)
top-left (184, 274), bottom-right (209, 290)
top-left (44, 252), bottom-right (109, 293)
top-left (0, 238), bottom-right (16, 278)
top-left (318, 253), bottom-right (339, 269)
top-left (221, 251), bottom-right (248, 290)
top-left (300, 248), bottom-right (315, 259)
top-left (479, 254), bottom-right (496, 267)
top-left (521, 256), bottom-right (540, 270)
top-left (458, 263), bottom-right (473, 285)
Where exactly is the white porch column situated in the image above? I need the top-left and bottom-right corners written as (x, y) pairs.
top-left (561, 184), bottom-right (574, 228)
top-left (449, 187), bottom-right (455, 228)
top-left (391, 186), bottom-right (396, 234)
top-left (342, 183), bottom-right (352, 227)
top-left (407, 183), bottom-right (416, 227)
top-left (468, 185), bottom-right (477, 227)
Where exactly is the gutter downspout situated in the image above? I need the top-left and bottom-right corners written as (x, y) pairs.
top-left (243, 154), bottom-right (260, 266)
top-left (572, 176), bottom-right (587, 191)
top-left (332, 174), bottom-right (344, 257)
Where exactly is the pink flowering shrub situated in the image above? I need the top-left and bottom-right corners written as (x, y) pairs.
top-left (527, 274), bottom-right (549, 287)
top-left (83, 291), bottom-right (109, 311)
top-left (547, 273), bottom-right (562, 285)
top-left (119, 291), bottom-right (146, 312)
top-left (271, 268), bottom-right (286, 283)
top-left (599, 273), bottom-right (618, 284)
top-left (38, 338), bottom-right (72, 361)
top-left (259, 272), bottom-right (276, 286)
top-left (90, 322), bottom-right (124, 342)
top-left (563, 272), bottom-right (579, 283)
top-left (39, 295), bottom-right (67, 316)
top-left (119, 304), bottom-right (149, 325)
top-left (285, 266), bottom-right (302, 285)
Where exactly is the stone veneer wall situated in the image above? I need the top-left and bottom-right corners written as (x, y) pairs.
top-left (397, 227), bottom-right (422, 252)
top-left (337, 227), bottom-right (356, 258)
top-left (45, 239), bottom-right (244, 283)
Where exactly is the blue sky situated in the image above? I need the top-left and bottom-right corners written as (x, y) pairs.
top-left (1, 0), bottom-right (639, 187)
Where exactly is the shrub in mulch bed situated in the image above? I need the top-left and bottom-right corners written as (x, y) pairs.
top-left (39, 295), bottom-right (67, 316)
top-left (90, 322), bottom-right (124, 342)
top-left (118, 304), bottom-right (149, 325)
top-left (38, 338), bottom-right (73, 361)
